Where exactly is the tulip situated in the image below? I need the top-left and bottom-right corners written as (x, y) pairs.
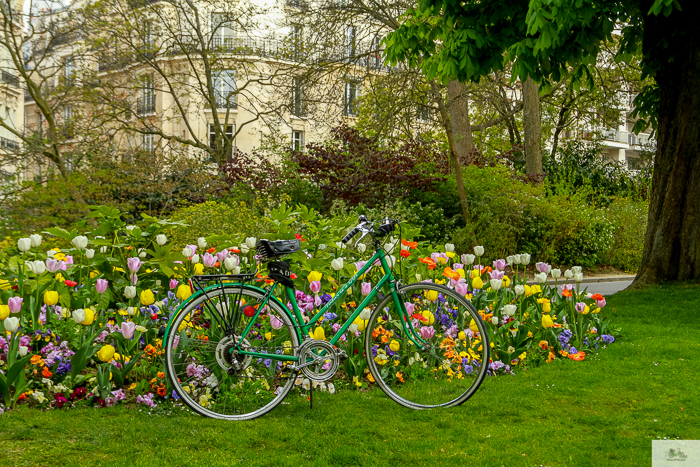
top-left (493, 259), bottom-right (507, 271)
top-left (312, 327), bottom-right (325, 340)
top-left (100, 246), bottom-right (108, 253)
top-left (415, 273), bottom-right (422, 282)
top-left (127, 307), bottom-right (135, 316)
top-left (541, 314), bottom-right (554, 329)
top-left (386, 255), bottom-right (396, 268)
top-left (473, 246), bottom-right (484, 257)
top-left (17, 237), bottom-right (33, 252)
top-left (176, 284), bottom-right (192, 301)
top-left (135, 325), bottom-right (148, 332)
top-left (82, 309), bottom-right (95, 325)
top-left (535, 272), bottom-right (548, 284)
top-left (240, 244), bottom-right (249, 254)
top-left (421, 310), bottom-right (435, 325)
top-left (307, 271), bottom-right (322, 283)
top-left (71, 236), bottom-right (88, 249)
top-left (124, 286), bottom-right (137, 299)
top-left (121, 321), bottom-right (136, 339)
top-left (97, 345), bottom-right (116, 362)
top-left (455, 282), bottom-right (469, 296)
top-left (8, 297), bottom-right (23, 313)
top-left (461, 254), bottom-right (475, 265)
top-left (3, 316), bottom-right (19, 332)
top-left (96, 279), bottom-right (108, 294)
top-left (489, 269), bottom-right (504, 280)
top-left (575, 302), bottom-right (586, 313)
top-left (194, 263), bottom-right (204, 275)
top-left (404, 302), bottom-right (415, 314)
top-left (0, 305), bottom-right (9, 320)
top-left (445, 243), bottom-right (455, 252)
top-left (596, 298), bottom-right (606, 308)
top-left (551, 268), bottom-right (562, 279)
top-left (335, 241), bottom-right (346, 250)
top-left (18, 345), bottom-right (28, 357)
top-left (29, 234), bottom-right (42, 247)
top-left (490, 279), bottom-right (502, 291)
top-left (72, 309), bottom-right (86, 324)
top-left (191, 254), bottom-right (200, 264)
top-left (127, 257), bottom-right (142, 273)
top-left (520, 253), bottom-right (531, 265)
top-left (140, 289), bottom-right (155, 306)
top-left (331, 258), bottom-right (344, 271)
top-left (357, 243), bottom-right (367, 253)
top-left (203, 253), bottom-right (217, 267)
top-left (27, 260), bottom-right (46, 275)
top-left (472, 277), bottom-right (483, 290)
top-left (389, 340), bottom-right (400, 352)
top-left (44, 290), bottom-right (59, 306)
top-left (245, 237), bottom-right (257, 249)
top-left (502, 305), bottom-right (517, 317)
top-left (359, 308), bottom-right (371, 320)
top-left (182, 247), bottom-right (193, 257)
top-left (347, 323), bottom-right (358, 333)
top-left (309, 280), bottom-right (321, 294)
top-left (574, 273), bottom-right (584, 283)
top-left (125, 225), bottom-right (136, 231)
top-left (270, 314), bottom-right (284, 330)
top-left (85, 248), bottom-right (95, 259)
top-left (198, 237), bottom-right (208, 249)
top-left (169, 279), bottom-right (179, 289)
top-left (514, 285), bottom-right (525, 296)
top-left (513, 254), bottom-right (522, 265)
top-left (491, 316), bottom-right (499, 325)
top-left (138, 249), bottom-right (147, 259)
top-left (129, 273), bottom-right (138, 285)
top-left (383, 243), bottom-right (395, 254)
top-left (156, 234), bottom-right (167, 245)
top-left (424, 290), bottom-right (439, 302)
top-left (572, 266), bottom-right (583, 274)
top-left (419, 326), bottom-right (435, 339)
top-left (564, 269), bottom-right (574, 279)
top-left (506, 255), bottom-right (515, 265)
top-left (542, 302), bottom-right (552, 313)
top-left (224, 256), bottom-right (239, 270)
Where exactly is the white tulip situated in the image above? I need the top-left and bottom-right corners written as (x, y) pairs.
top-left (503, 304), bottom-right (517, 317)
top-left (574, 272), bottom-right (584, 283)
top-left (348, 323), bottom-right (359, 333)
top-left (514, 285), bottom-right (525, 296)
top-left (335, 241), bottom-right (346, 250)
top-left (506, 255), bottom-right (515, 265)
top-left (383, 243), bottom-right (395, 254)
top-left (462, 254), bottom-right (475, 265)
top-left (359, 308), bottom-right (371, 320)
top-left (415, 273), bottom-right (422, 282)
top-left (513, 254), bottom-right (522, 265)
top-left (386, 255), bottom-right (396, 268)
top-left (126, 225), bottom-right (136, 231)
top-left (331, 258), bottom-right (344, 271)
top-left (245, 237), bottom-right (257, 249)
top-left (242, 257), bottom-right (248, 264)
top-left (71, 236), bottom-right (88, 249)
top-left (240, 244), bottom-right (250, 254)
top-left (100, 246), bottom-right (108, 253)
top-left (17, 238), bottom-right (31, 252)
top-left (564, 269), bottom-right (574, 279)
top-left (191, 254), bottom-right (200, 264)
top-left (357, 243), bottom-right (367, 253)
top-left (4, 317), bottom-right (19, 332)
top-left (47, 249), bottom-right (57, 257)
top-left (445, 243), bottom-right (455, 252)
top-left (535, 272), bottom-right (548, 284)
top-left (198, 237), bottom-right (208, 249)
top-left (85, 249), bottom-right (95, 259)
top-left (138, 249), bottom-right (147, 259)
top-left (231, 266), bottom-right (241, 275)
top-left (19, 345), bottom-right (28, 357)
top-left (124, 286), bottom-right (137, 299)
top-left (491, 316), bottom-right (499, 325)
top-left (30, 234), bottom-right (42, 248)
top-left (474, 246), bottom-right (485, 257)
top-left (182, 247), bottom-right (193, 257)
top-left (520, 253), bottom-right (531, 265)
top-left (549, 268), bottom-right (561, 279)
top-left (135, 325), bottom-right (148, 332)
top-left (224, 257), bottom-right (239, 270)
top-left (72, 309), bottom-right (86, 324)
top-left (156, 234), bottom-right (167, 246)
top-left (572, 266), bottom-right (583, 275)
top-left (61, 308), bottom-right (71, 319)
top-left (490, 279), bottom-right (502, 291)
top-left (127, 306), bottom-right (135, 316)
top-left (28, 260), bottom-right (46, 275)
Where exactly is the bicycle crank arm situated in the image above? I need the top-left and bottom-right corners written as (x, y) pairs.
top-left (290, 355), bottom-right (330, 371)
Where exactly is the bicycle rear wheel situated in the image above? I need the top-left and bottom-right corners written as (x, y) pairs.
top-left (165, 286), bottom-right (300, 420)
top-left (365, 283), bottom-right (489, 409)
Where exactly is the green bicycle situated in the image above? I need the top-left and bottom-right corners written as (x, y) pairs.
top-left (164, 216), bottom-right (490, 420)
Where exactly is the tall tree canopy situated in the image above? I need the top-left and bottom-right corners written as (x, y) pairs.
top-left (385, 0), bottom-right (698, 286)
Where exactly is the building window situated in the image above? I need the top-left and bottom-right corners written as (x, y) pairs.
top-left (209, 124), bottom-right (235, 160)
top-left (343, 80), bottom-right (360, 116)
top-left (371, 35), bottom-right (382, 68)
top-left (345, 25), bottom-right (356, 58)
top-left (292, 130), bottom-right (304, 151)
top-left (290, 23), bottom-right (303, 60)
top-left (291, 77), bottom-right (305, 116)
top-left (142, 21), bottom-right (155, 58)
top-left (212, 13), bottom-right (235, 48)
top-left (142, 133), bottom-right (155, 152)
top-left (63, 57), bottom-right (74, 86)
top-left (417, 104), bottom-right (431, 123)
top-left (62, 106), bottom-right (74, 139)
top-left (212, 70), bottom-right (236, 109)
top-left (138, 75), bottom-right (156, 115)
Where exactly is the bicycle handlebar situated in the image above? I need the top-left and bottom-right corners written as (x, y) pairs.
top-left (341, 216), bottom-right (398, 244)
top-left (341, 227), bottom-right (361, 244)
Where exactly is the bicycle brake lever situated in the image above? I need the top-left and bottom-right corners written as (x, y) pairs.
top-left (354, 230), bottom-right (370, 248)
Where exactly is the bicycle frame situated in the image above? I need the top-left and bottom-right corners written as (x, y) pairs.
top-left (232, 247), bottom-right (426, 363)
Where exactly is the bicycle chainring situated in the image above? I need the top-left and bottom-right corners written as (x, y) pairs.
top-left (297, 339), bottom-right (339, 382)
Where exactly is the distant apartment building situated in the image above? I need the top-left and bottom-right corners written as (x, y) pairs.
top-left (0, 0), bottom-right (24, 178)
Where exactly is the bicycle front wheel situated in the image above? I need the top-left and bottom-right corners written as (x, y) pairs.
top-left (365, 283), bottom-right (489, 409)
top-left (165, 286), bottom-right (300, 420)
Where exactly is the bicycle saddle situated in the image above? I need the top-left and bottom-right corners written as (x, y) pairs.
top-left (256, 239), bottom-right (301, 260)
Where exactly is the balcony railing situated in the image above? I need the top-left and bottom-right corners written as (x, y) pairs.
top-left (0, 137), bottom-right (20, 151)
top-left (214, 95), bottom-right (237, 109)
top-left (1, 71), bottom-right (20, 88)
top-left (137, 95), bottom-right (156, 115)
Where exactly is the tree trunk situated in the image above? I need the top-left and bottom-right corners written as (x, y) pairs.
top-left (522, 77), bottom-right (543, 184)
top-left (447, 80), bottom-right (474, 162)
top-left (633, 9), bottom-right (700, 286)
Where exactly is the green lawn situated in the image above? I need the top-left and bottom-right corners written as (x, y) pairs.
top-left (2, 283), bottom-right (699, 467)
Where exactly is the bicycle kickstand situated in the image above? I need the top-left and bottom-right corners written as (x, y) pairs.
top-left (309, 383), bottom-right (313, 410)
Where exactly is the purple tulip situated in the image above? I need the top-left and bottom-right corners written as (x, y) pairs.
top-left (453, 263), bottom-right (464, 271)
top-left (8, 297), bottom-right (23, 313)
top-left (127, 257), bottom-right (142, 273)
top-left (129, 273), bottom-right (138, 285)
top-left (186, 244), bottom-right (197, 256)
top-left (354, 261), bottom-right (367, 272)
top-left (596, 299), bottom-right (606, 308)
top-left (309, 280), bottom-right (321, 294)
top-left (536, 262), bottom-right (550, 274)
top-left (203, 253), bottom-right (217, 267)
top-left (270, 315), bottom-right (284, 330)
top-left (489, 270), bottom-right (504, 280)
top-left (96, 279), bottom-right (109, 294)
top-left (455, 282), bottom-right (469, 296)
top-left (575, 302), bottom-right (586, 313)
top-left (215, 250), bottom-right (230, 263)
top-left (419, 326), bottom-right (435, 339)
top-left (169, 279), bottom-right (179, 289)
top-left (404, 302), bottom-right (415, 314)
top-left (121, 321), bottom-right (136, 339)
top-left (493, 259), bottom-right (507, 271)
top-left (46, 258), bottom-right (62, 273)
top-left (361, 282), bottom-right (372, 296)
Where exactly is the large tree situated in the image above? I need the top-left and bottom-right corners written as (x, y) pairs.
top-left (385, 0), bottom-right (698, 286)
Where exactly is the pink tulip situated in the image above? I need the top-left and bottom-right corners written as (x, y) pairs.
top-left (309, 280), bottom-right (321, 294)
top-left (130, 273), bottom-right (138, 285)
top-left (8, 297), bottom-right (23, 313)
top-left (404, 302), bottom-right (415, 314)
top-left (354, 261), bottom-right (367, 272)
top-left (489, 270), bottom-right (504, 280)
top-left (493, 259), bottom-right (507, 271)
top-left (96, 279), bottom-right (109, 294)
top-left (453, 263), bottom-right (464, 270)
top-left (455, 282), bottom-right (469, 296)
top-left (536, 262), bottom-right (550, 273)
top-left (46, 258), bottom-right (62, 273)
top-left (121, 321), bottom-right (136, 339)
top-left (186, 244), bottom-right (197, 256)
top-left (575, 302), bottom-right (586, 313)
top-left (419, 326), bottom-right (435, 339)
top-left (270, 314), bottom-right (284, 330)
top-left (215, 250), bottom-right (230, 263)
top-left (169, 279), bottom-right (179, 289)
top-left (203, 253), bottom-right (217, 267)
top-left (127, 257), bottom-right (142, 273)
top-left (596, 299), bottom-right (606, 308)
top-left (361, 282), bottom-right (371, 296)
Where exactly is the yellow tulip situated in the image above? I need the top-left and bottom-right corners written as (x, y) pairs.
top-left (313, 326), bottom-right (325, 340)
top-left (421, 310), bottom-right (435, 325)
top-left (389, 340), bottom-right (400, 352)
top-left (353, 316), bottom-right (367, 331)
top-left (593, 307), bottom-right (601, 314)
top-left (193, 263), bottom-right (204, 275)
top-left (445, 252), bottom-right (455, 258)
top-left (176, 284), bottom-right (192, 301)
top-left (307, 271), bottom-right (323, 283)
top-left (469, 319), bottom-right (479, 333)
top-left (82, 308), bottom-right (95, 325)
top-left (424, 290), bottom-right (439, 302)
top-left (542, 302), bottom-right (551, 313)
top-left (265, 332), bottom-right (272, 340)
top-left (456, 268), bottom-right (465, 279)
top-left (140, 289), bottom-right (155, 306)
top-left (472, 277), bottom-right (483, 290)
top-left (89, 270), bottom-right (99, 279)
top-left (502, 275), bottom-right (511, 287)
top-left (97, 344), bottom-right (115, 362)
top-left (0, 304), bottom-right (9, 320)
top-left (524, 285), bottom-right (532, 296)
top-left (44, 290), bottom-right (59, 306)
top-left (583, 305), bottom-right (590, 315)
top-left (458, 331), bottom-right (466, 340)
top-left (55, 273), bottom-right (65, 282)
top-left (542, 314), bottom-right (553, 329)
top-left (470, 269), bottom-right (479, 279)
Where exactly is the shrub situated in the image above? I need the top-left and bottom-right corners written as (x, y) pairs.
top-left (601, 197), bottom-right (648, 272)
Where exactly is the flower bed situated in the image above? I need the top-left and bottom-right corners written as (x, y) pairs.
top-left (0, 205), bottom-right (619, 414)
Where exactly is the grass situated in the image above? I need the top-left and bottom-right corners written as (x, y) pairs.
top-left (1, 283), bottom-right (699, 467)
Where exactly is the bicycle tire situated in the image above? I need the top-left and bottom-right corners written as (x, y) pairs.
top-left (364, 282), bottom-right (490, 409)
top-left (165, 285), bottom-right (300, 420)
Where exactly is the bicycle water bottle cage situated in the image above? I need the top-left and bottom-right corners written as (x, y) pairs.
top-left (267, 261), bottom-right (295, 287)
top-left (256, 239), bottom-right (301, 261)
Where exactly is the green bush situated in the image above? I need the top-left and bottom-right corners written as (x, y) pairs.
top-left (601, 197), bottom-right (648, 272)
